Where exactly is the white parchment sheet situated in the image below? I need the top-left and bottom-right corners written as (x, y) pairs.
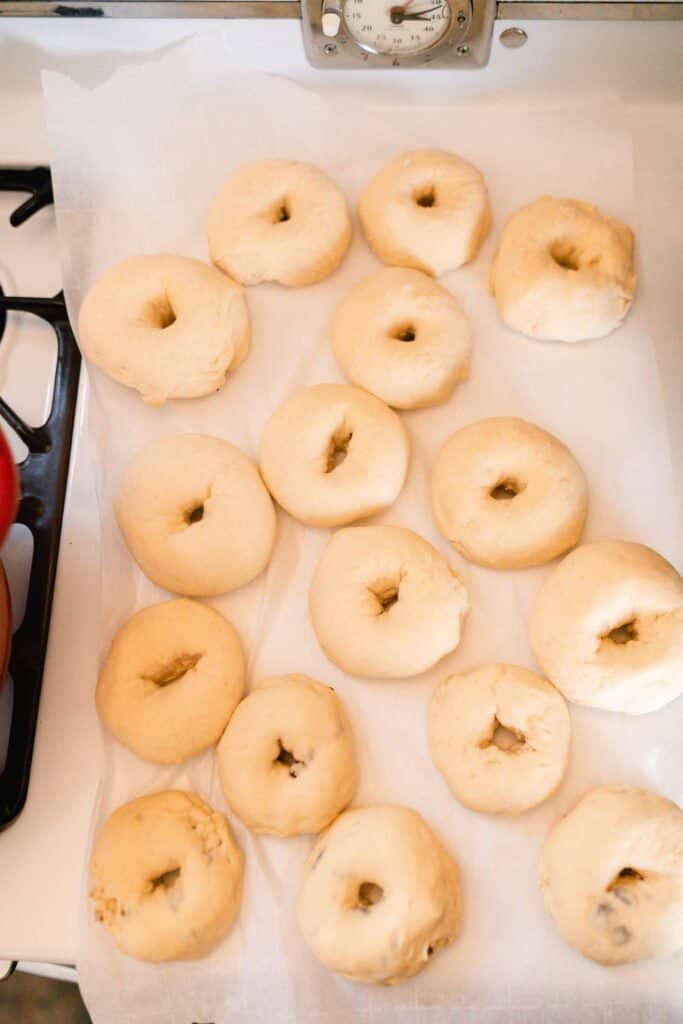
top-left (42, 36), bottom-right (682, 1024)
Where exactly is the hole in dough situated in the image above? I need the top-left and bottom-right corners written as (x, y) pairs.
top-left (143, 294), bottom-right (176, 329)
top-left (607, 866), bottom-right (644, 890)
top-left (550, 241), bottom-right (581, 272)
top-left (415, 187), bottom-right (436, 208)
top-left (274, 200), bottom-right (291, 223)
top-left (427, 945), bottom-right (434, 957)
top-left (370, 579), bottom-right (400, 614)
top-left (185, 503), bottom-right (205, 525)
top-left (325, 428), bottom-right (353, 473)
top-left (146, 652), bottom-right (203, 687)
top-left (356, 881), bottom-right (384, 909)
top-left (604, 619), bottom-right (639, 645)
top-left (392, 325), bottom-right (416, 343)
top-left (489, 479), bottom-right (521, 501)
top-left (274, 739), bottom-right (306, 778)
top-left (150, 866), bottom-right (181, 892)
top-left (480, 716), bottom-right (526, 753)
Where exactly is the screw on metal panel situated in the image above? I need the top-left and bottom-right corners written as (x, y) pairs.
top-left (500, 27), bottom-right (528, 48)
top-left (324, 42), bottom-right (337, 54)
top-left (456, 44), bottom-right (470, 56)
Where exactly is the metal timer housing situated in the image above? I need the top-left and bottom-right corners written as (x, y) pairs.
top-left (302, 0), bottom-right (495, 67)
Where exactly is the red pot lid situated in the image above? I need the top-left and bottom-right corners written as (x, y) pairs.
top-left (0, 560), bottom-right (11, 694)
top-left (0, 424), bottom-right (18, 549)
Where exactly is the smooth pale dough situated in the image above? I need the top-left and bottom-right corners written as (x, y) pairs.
top-left (78, 254), bottom-right (249, 405)
top-left (216, 674), bottom-right (357, 837)
top-left (539, 785), bottom-right (683, 965)
top-left (428, 664), bottom-right (570, 815)
top-left (115, 433), bottom-right (276, 597)
top-left (259, 383), bottom-right (409, 527)
top-left (530, 541), bottom-right (683, 714)
top-left (309, 525), bottom-right (469, 679)
top-left (208, 159), bottom-right (352, 286)
top-left (358, 149), bottom-right (491, 277)
top-left (297, 804), bottom-right (461, 984)
top-left (331, 267), bottom-right (472, 410)
top-left (430, 417), bottom-right (588, 569)
top-left (489, 196), bottom-right (636, 342)
top-left (96, 599), bottom-right (244, 765)
top-left (90, 790), bottom-right (244, 962)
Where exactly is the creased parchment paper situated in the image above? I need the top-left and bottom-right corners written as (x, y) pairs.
top-left (42, 34), bottom-right (682, 1024)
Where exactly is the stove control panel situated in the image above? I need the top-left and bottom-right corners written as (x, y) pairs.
top-left (302, 0), bottom-right (495, 67)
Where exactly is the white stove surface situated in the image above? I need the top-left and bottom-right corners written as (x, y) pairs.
top-left (0, 12), bottom-right (680, 973)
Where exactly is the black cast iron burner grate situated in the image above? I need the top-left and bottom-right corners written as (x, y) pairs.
top-left (0, 166), bottom-right (81, 830)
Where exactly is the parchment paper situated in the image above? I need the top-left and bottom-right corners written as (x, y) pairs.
top-left (42, 35), bottom-right (682, 1024)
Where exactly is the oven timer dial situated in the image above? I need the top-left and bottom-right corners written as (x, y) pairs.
top-left (304, 0), bottom-right (495, 68)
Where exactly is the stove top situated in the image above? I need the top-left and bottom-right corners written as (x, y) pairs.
top-left (0, 169), bottom-right (80, 829)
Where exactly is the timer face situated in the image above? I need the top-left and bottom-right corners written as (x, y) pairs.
top-left (343, 0), bottom-right (452, 55)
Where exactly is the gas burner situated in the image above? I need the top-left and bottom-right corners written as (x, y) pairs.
top-left (0, 167), bottom-right (80, 830)
top-left (0, 166), bottom-right (54, 229)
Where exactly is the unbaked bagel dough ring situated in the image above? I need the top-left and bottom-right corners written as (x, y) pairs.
top-left (259, 384), bottom-right (409, 527)
top-left (358, 149), bottom-right (491, 277)
top-left (90, 790), bottom-right (244, 962)
top-left (115, 433), bottom-right (276, 597)
top-left (297, 804), bottom-right (461, 984)
top-left (309, 525), bottom-right (469, 679)
top-left (216, 673), bottom-right (357, 837)
top-left (489, 196), bottom-right (636, 342)
top-left (331, 268), bottom-right (472, 410)
top-left (428, 663), bottom-right (570, 815)
top-left (208, 159), bottom-right (352, 286)
top-left (539, 785), bottom-right (683, 965)
top-left (530, 541), bottom-right (683, 714)
top-left (96, 599), bottom-right (245, 765)
top-left (78, 254), bottom-right (249, 405)
top-left (430, 417), bottom-right (588, 569)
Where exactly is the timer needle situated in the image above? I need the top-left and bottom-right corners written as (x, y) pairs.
top-left (389, 4), bottom-right (442, 22)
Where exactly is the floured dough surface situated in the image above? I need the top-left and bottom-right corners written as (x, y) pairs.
top-left (489, 196), bottom-right (635, 342)
top-left (297, 804), bottom-right (461, 984)
top-left (90, 790), bottom-right (244, 962)
top-left (539, 785), bottom-right (683, 965)
top-left (217, 673), bottom-right (357, 837)
top-left (429, 663), bottom-right (570, 815)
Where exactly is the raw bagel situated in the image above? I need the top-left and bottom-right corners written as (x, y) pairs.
top-left (208, 159), bottom-right (352, 286)
top-left (78, 254), bottom-right (249, 405)
top-left (259, 383), bottom-right (409, 527)
top-left (539, 785), bottom-right (683, 965)
top-left (430, 417), bottom-right (588, 569)
top-left (216, 673), bottom-right (357, 837)
top-left (331, 267), bottom-right (472, 410)
top-left (96, 599), bottom-right (244, 765)
top-left (297, 804), bottom-right (461, 984)
top-left (90, 790), bottom-right (244, 962)
top-left (428, 663), bottom-right (570, 815)
top-left (115, 433), bottom-right (276, 597)
top-left (309, 525), bottom-right (469, 679)
top-left (530, 541), bottom-right (683, 714)
top-left (489, 196), bottom-right (635, 342)
top-left (358, 149), bottom-right (491, 277)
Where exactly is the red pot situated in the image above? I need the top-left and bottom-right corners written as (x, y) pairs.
top-left (0, 424), bottom-right (18, 695)
top-left (0, 560), bottom-right (10, 694)
top-left (0, 425), bottom-right (18, 549)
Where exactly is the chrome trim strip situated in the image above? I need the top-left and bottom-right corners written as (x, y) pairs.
top-left (497, 1), bottom-right (683, 19)
top-left (0, 1), bottom-right (301, 16)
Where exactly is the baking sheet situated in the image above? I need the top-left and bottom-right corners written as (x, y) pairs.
top-left (42, 35), bottom-right (683, 1024)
